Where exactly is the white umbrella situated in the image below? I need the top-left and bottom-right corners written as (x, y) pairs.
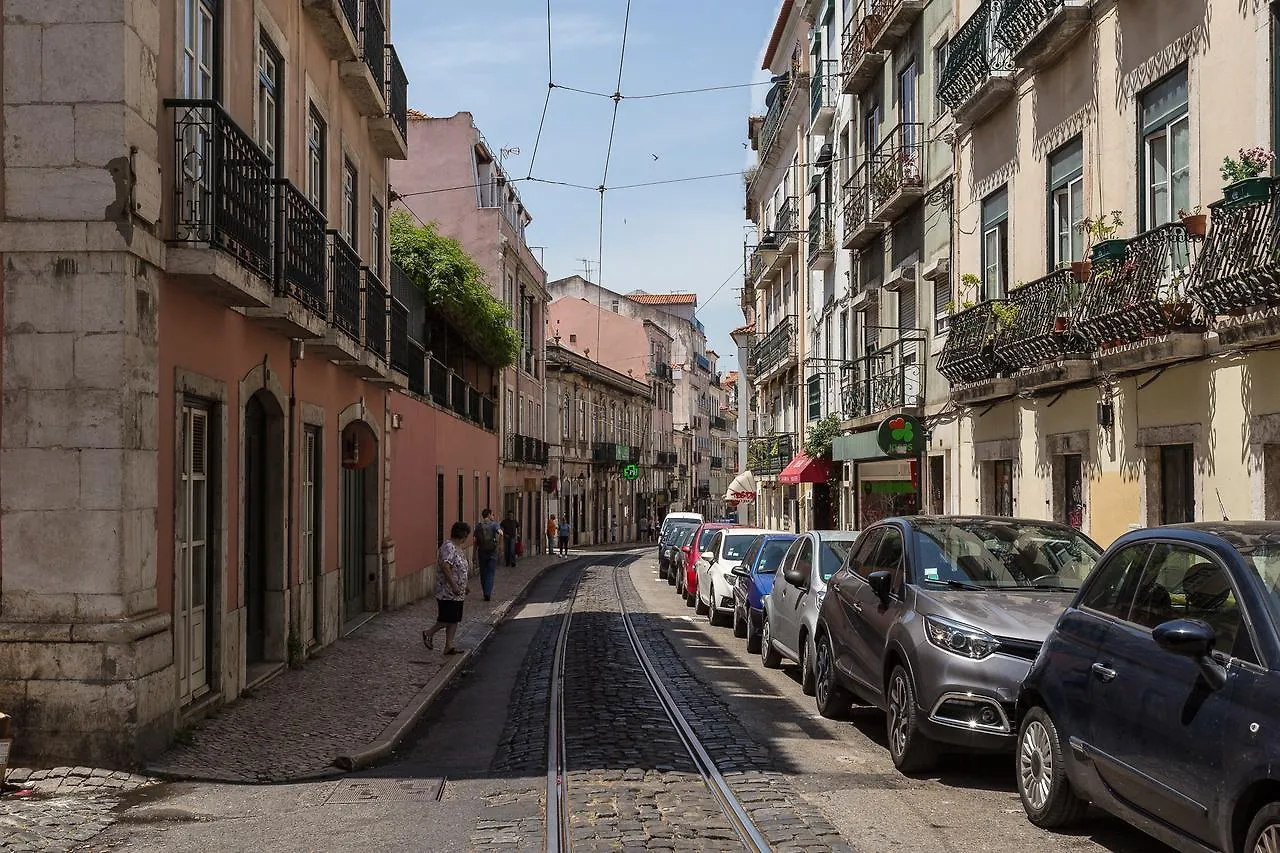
top-left (724, 470), bottom-right (758, 501)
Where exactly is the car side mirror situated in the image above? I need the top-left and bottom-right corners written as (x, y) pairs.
top-left (1153, 619), bottom-right (1227, 689)
top-left (731, 564), bottom-right (749, 578)
top-left (701, 551), bottom-right (716, 562)
top-left (867, 570), bottom-right (893, 604)
top-left (784, 566), bottom-right (809, 589)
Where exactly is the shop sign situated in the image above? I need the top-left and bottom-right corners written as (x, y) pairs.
top-left (876, 414), bottom-right (925, 458)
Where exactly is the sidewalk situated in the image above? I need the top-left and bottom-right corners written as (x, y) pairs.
top-left (146, 551), bottom-right (572, 784)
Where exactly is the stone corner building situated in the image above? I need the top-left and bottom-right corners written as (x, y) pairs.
top-left (0, 0), bottom-right (495, 767)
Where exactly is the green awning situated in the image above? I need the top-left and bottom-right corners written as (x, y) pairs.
top-left (832, 432), bottom-right (888, 462)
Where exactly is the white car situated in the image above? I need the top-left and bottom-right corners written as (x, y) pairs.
top-left (659, 511), bottom-right (703, 541)
top-left (695, 528), bottom-right (772, 627)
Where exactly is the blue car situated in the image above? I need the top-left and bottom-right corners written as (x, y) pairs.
top-left (730, 533), bottom-right (798, 654)
top-left (1015, 522), bottom-right (1280, 853)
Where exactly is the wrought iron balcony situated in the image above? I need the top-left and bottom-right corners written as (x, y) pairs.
top-left (694, 353), bottom-right (711, 373)
top-left (329, 232), bottom-right (362, 340)
top-left (592, 442), bottom-right (630, 464)
top-left (507, 434), bottom-right (550, 465)
top-left (362, 0), bottom-right (386, 93)
top-left (302, 0), bottom-right (360, 61)
top-left (390, 296), bottom-right (410, 375)
top-left (451, 374), bottom-right (467, 418)
top-left (938, 301), bottom-right (1010, 384)
top-left (869, 124), bottom-right (925, 221)
top-left (748, 433), bottom-right (795, 477)
top-left (842, 12), bottom-right (887, 96)
top-left (364, 269), bottom-right (388, 362)
top-left (758, 74), bottom-right (795, 163)
top-left (745, 244), bottom-right (767, 288)
top-left (1000, 269), bottom-right (1088, 370)
top-left (749, 315), bottom-right (797, 379)
top-left (1189, 179), bottom-right (1280, 317)
top-left (869, 0), bottom-right (927, 53)
top-left (839, 336), bottom-right (925, 420)
top-left (387, 45), bottom-right (407, 139)
top-left (654, 451), bottom-right (678, 468)
top-left (428, 357), bottom-right (448, 406)
top-left (993, 0), bottom-right (1092, 71)
top-left (811, 59), bottom-right (839, 132)
top-left (711, 415), bottom-right (728, 432)
top-left (1075, 223), bottom-right (1200, 351)
top-left (808, 203), bottom-right (835, 268)
top-left (767, 196), bottom-right (800, 251)
top-left (276, 180), bottom-right (327, 316)
top-left (652, 362), bottom-right (673, 381)
top-left (938, 0), bottom-right (1016, 125)
top-left (710, 457), bottom-right (724, 470)
top-left (842, 162), bottom-right (883, 249)
top-left (167, 100), bottom-right (274, 279)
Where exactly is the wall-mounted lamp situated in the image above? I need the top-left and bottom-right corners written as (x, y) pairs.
top-left (1096, 401), bottom-right (1114, 429)
top-left (391, 412), bottom-right (403, 430)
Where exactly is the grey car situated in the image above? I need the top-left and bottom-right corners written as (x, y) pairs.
top-left (760, 530), bottom-right (859, 695)
top-left (814, 516), bottom-right (1102, 772)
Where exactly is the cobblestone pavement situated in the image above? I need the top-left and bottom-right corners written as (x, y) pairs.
top-left (149, 553), bottom-right (566, 783)
top-left (0, 767), bottom-right (154, 853)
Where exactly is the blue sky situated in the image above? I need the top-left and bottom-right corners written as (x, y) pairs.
top-left (394, 0), bottom-right (780, 369)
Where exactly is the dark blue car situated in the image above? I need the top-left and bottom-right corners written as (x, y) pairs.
top-left (1015, 522), bottom-right (1280, 853)
top-left (730, 533), bottom-right (798, 653)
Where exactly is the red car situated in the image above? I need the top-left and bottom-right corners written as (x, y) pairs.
top-left (677, 523), bottom-right (736, 606)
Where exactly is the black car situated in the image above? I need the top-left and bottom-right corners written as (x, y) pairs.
top-left (1015, 522), bottom-right (1280, 853)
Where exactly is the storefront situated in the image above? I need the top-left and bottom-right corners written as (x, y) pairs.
top-left (833, 414), bottom-right (926, 531)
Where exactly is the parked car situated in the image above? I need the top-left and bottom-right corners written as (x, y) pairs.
top-left (695, 528), bottom-right (771, 626)
top-left (1014, 522), bottom-right (1280, 853)
top-left (760, 530), bottom-right (859, 693)
top-left (729, 532), bottom-right (800, 654)
top-left (813, 516), bottom-right (1102, 772)
top-left (678, 523), bottom-right (736, 605)
top-left (657, 513), bottom-right (703, 579)
top-left (662, 525), bottom-right (698, 585)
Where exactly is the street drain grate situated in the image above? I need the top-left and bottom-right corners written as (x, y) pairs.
top-left (324, 778), bottom-right (445, 804)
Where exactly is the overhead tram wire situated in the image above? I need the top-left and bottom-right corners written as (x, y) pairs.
top-left (526, 0), bottom-right (556, 178)
top-left (594, 0), bottom-right (633, 361)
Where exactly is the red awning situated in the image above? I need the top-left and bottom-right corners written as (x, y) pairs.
top-left (777, 452), bottom-right (830, 484)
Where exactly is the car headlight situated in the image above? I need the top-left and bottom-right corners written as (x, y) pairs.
top-left (924, 615), bottom-right (1000, 660)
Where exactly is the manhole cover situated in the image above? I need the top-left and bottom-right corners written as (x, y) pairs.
top-left (325, 778), bottom-right (444, 804)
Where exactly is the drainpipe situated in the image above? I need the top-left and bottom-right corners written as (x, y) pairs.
top-left (287, 340), bottom-right (300, 661)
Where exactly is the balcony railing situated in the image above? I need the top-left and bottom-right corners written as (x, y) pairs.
top-left (451, 374), bottom-right (467, 417)
top-left (507, 434), bottom-right (549, 465)
top-left (811, 59), bottom-right (838, 122)
top-left (390, 296), bottom-right (410, 374)
top-left (998, 269), bottom-right (1088, 370)
top-left (711, 415), bottom-right (728, 431)
top-left (654, 450), bottom-right (678, 468)
top-left (808, 203), bottom-right (835, 263)
top-left (364, 269), bottom-right (388, 362)
top-left (428, 357), bottom-right (448, 406)
top-left (768, 196), bottom-right (800, 246)
top-left (386, 44), bottom-right (408, 139)
top-left (710, 456), bottom-right (724, 470)
top-left (842, 161), bottom-right (877, 248)
top-left (748, 433), bottom-right (795, 477)
top-left (842, 12), bottom-right (885, 94)
top-left (749, 315), bottom-right (797, 378)
top-left (993, 0), bottom-right (1091, 68)
top-left (758, 74), bottom-right (795, 162)
top-left (694, 353), bottom-right (711, 373)
top-left (746, 245), bottom-right (766, 287)
top-left (390, 261), bottom-right (424, 346)
top-left (1075, 223), bottom-right (1199, 350)
top-left (938, 301), bottom-right (1009, 384)
top-left (839, 336), bottom-right (925, 419)
top-left (168, 100), bottom-right (274, 278)
top-left (340, 0), bottom-right (359, 35)
top-left (361, 0), bottom-right (386, 93)
top-left (329, 232), bottom-right (362, 340)
top-left (1189, 179), bottom-right (1280, 315)
top-left (938, 0), bottom-right (1014, 116)
top-left (651, 362), bottom-right (673, 381)
top-left (592, 442), bottom-right (629, 464)
top-left (276, 180), bottom-right (327, 316)
top-left (869, 123), bottom-right (924, 217)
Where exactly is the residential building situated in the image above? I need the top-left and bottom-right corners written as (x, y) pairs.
top-left (709, 366), bottom-right (739, 518)
top-left (0, 0), bottom-right (511, 766)
top-left (932, 0), bottom-right (1279, 544)
top-left (392, 113), bottom-right (549, 551)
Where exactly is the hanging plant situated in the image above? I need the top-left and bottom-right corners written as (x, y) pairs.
top-left (390, 211), bottom-right (520, 368)
top-left (804, 415), bottom-right (843, 461)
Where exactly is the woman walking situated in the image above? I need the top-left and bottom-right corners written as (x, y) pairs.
top-left (423, 521), bottom-right (471, 654)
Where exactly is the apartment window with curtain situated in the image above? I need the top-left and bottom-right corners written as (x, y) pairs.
top-left (370, 198), bottom-right (384, 279)
top-left (932, 38), bottom-right (949, 120)
top-left (1048, 137), bottom-right (1085, 267)
top-left (306, 107), bottom-right (326, 210)
top-left (898, 60), bottom-right (918, 153)
top-left (981, 187), bottom-right (1009, 300)
top-left (342, 159), bottom-right (358, 245)
top-left (256, 34), bottom-right (282, 169)
top-left (1140, 67), bottom-right (1190, 230)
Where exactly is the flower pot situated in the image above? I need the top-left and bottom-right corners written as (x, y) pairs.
top-left (1091, 239), bottom-right (1128, 262)
top-left (1180, 213), bottom-right (1208, 238)
top-left (1223, 177), bottom-right (1274, 207)
top-left (1070, 259), bottom-right (1093, 283)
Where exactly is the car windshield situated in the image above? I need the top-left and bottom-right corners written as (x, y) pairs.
top-left (697, 528), bottom-right (721, 551)
top-left (1233, 541), bottom-right (1280, 625)
top-left (721, 534), bottom-right (757, 561)
top-left (757, 539), bottom-right (795, 573)
top-left (914, 521), bottom-right (1102, 591)
top-left (663, 522), bottom-right (698, 544)
top-left (819, 539), bottom-right (856, 582)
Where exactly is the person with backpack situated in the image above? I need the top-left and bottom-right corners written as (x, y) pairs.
top-left (473, 508), bottom-right (503, 601)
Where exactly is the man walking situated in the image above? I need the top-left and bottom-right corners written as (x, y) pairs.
top-left (557, 517), bottom-right (571, 557)
top-left (474, 508), bottom-right (503, 601)
top-left (546, 514), bottom-right (558, 556)
top-left (500, 511), bottom-right (520, 567)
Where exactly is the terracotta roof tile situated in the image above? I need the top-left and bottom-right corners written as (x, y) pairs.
top-left (406, 108), bottom-right (429, 120)
top-left (730, 323), bottom-right (756, 335)
top-left (626, 292), bottom-right (698, 306)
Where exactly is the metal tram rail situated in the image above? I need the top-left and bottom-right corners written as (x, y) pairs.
top-left (545, 553), bottom-right (772, 852)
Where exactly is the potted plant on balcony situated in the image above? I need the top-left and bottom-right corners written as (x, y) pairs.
top-left (803, 415), bottom-right (842, 482)
top-left (1220, 147), bottom-right (1276, 206)
top-left (1079, 211), bottom-right (1126, 266)
top-left (1178, 204), bottom-right (1207, 239)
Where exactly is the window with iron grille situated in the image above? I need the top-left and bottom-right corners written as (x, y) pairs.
top-left (306, 107), bottom-right (326, 210)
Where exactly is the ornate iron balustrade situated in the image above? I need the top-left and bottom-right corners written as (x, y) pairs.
top-left (746, 244), bottom-right (765, 286)
top-left (654, 451), bottom-right (678, 468)
top-left (711, 415), bottom-right (728, 431)
top-left (938, 0), bottom-right (1014, 112)
top-left (1001, 269), bottom-right (1087, 369)
top-left (167, 100), bottom-right (274, 278)
top-left (750, 315), bottom-right (797, 378)
top-left (592, 442), bottom-right (629, 464)
top-left (842, 162), bottom-right (873, 242)
top-left (710, 456), bottom-right (724, 470)
top-left (339, 0), bottom-right (359, 35)
top-left (758, 74), bottom-right (794, 161)
top-left (386, 45), bottom-right (408, 139)
top-left (938, 301), bottom-right (1008, 384)
top-left (652, 362), bottom-right (673, 381)
top-left (361, 0), bottom-right (386, 93)
top-left (768, 196), bottom-right (799, 244)
top-left (329, 232), bottom-right (362, 339)
top-left (276, 180), bottom-right (327, 317)
top-left (842, 13), bottom-right (884, 90)
top-left (994, 0), bottom-right (1059, 57)
top-left (1075, 223), bottom-right (1198, 350)
top-left (811, 59), bottom-right (838, 119)
top-left (506, 434), bottom-right (549, 465)
top-left (364, 269), bottom-right (388, 362)
top-left (1189, 179), bottom-right (1280, 315)
top-left (428, 357), bottom-right (448, 405)
top-left (390, 260), bottom-right (425, 347)
top-left (390, 297), bottom-right (410, 374)
top-left (808, 203), bottom-right (834, 261)
top-left (839, 337), bottom-right (925, 419)
top-left (748, 433), bottom-right (795, 476)
top-left (869, 123), bottom-right (924, 212)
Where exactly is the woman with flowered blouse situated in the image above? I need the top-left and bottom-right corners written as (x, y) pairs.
top-left (423, 521), bottom-right (471, 654)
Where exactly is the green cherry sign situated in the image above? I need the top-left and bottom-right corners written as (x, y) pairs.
top-left (876, 414), bottom-right (925, 458)
top-left (622, 464), bottom-right (640, 481)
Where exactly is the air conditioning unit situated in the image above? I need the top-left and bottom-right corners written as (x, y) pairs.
top-left (884, 263), bottom-right (917, 293)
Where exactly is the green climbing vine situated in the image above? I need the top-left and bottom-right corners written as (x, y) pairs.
top-left (389, 211), bottom-right (521, 368)
top-left (804, 415), bottom-right (843, 461)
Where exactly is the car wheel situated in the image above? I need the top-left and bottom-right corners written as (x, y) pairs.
top-left (1247, 803), bottom-right (1280, 853)
top-left (745, 612), bottom-right (762, 654)
top-left (814, 633), bottom-right (851, 718)
top-left (886, 665), bottom-right (937, 773)
top-left (667, 563), bottom-right (678, 586)
top-left (658, 561), bottom-right (667, 580)
top-left (732, 603), bottom-right (748, 638)
top-left (799, 637), bottom-right (816, 696)
top-left (694, 581), bottom-right (709, 615)
top-left (1017, 706), bottom-right (1087, 828)
top-left (760, 614), bottom-right (783, 668)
